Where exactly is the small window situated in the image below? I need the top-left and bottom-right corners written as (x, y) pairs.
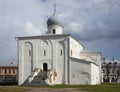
top-left (5, 69), bottom-right (7, 74)
top-left (117, 70), bottom-right (120, 75)
top-left (108, 62), bottom-right (112, 64)
top-left (13, 69), bottom-right (15, 74)
top-left (71, 50), bottom-right (73, 56)
top-left (102, 62), bottom-right (106, 64)
top-left (29, 50), bottom-right (31, 56)
top-left (5, 76), bottom-right (7, 80)
top-left (9, 69), bottom-right (11, 74)
top-left (44, 50), bottom-right (46, 56)
top-left (60, 50), bottom-right (62, 55)
top-left (53, 29), bottom-right (55, 34)
top-left (12, 77), bottom-right (16, 81)
top-left (114, 62), bottom-right (117, 65)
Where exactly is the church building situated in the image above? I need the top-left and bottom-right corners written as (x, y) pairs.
top-left (16, 9), bottom-right (101, 86)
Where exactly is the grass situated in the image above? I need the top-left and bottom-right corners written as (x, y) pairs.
top-left (79, 83), bottom-right (120, 92)
top-left (34, 83), bottom-right (120, 92)
top-left (0, 83), bottom-right (120, 92)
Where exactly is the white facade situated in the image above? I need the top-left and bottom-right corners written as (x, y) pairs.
top-left (91, 63), bottom-right (100, 85)
top-left (17, 35), bottom-right (101, 86)
top-left (16, 11), bottom-right (101, 86)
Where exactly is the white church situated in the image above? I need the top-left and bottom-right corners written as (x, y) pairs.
top-left (16, 9), bottom-right (102, 86)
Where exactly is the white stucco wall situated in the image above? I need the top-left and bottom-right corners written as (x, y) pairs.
top-left (17, 34), bottom-right (101, 86)
top-left (80, 52), bottom-right (102, 84)
top-left (80, 52), bottom-right (101, 65)
top-left (91, 63), bottom-right (100, 85)
top-left (69, 37), bottom-right (83, 59)
top-left (17, 35), bottom-right (69, 85)
top-left (37, 37), bottom-right (68, 84)
top-left (69, 57), bottom-right (91, 85)
top-left (18, 41), bottom-right (24, 85)
top-left (37, 39), bottom-right (52, 70)
top-left (55, 43), bottom-right (65, 84)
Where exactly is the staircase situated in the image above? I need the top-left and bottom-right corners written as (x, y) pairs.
top-left (28, 68), bottom-right (57, 86)
top-left (30, 71), bottom-right (48, 86)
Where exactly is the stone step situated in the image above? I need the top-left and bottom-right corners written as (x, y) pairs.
top-left (32, 79), bottom-right (45, 83)
top-left (37, 72), bottom-right (47, 76)
top-left (30, 78), bottom-right (47, 86)
top-left (32, 78), bottom-right (45, 82)
top-left (34, 71), bottom-right (48, 78)
top-left (28, 71), bottom-right (49, 86)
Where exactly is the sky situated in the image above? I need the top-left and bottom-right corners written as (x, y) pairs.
top-left (0, 0), bottom-right (120, 65)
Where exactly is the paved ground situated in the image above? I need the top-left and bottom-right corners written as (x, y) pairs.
top-left (0, 86), bottom-right (88, 92)
top-left (28, 88), bottom-right (87, 92)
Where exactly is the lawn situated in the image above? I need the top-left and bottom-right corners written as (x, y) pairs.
top-left (79, 83), bottom-right (120, 92)
top-left (44, 83), bottom-right (120, 92)
top-left (0, 83), bottom-right (120, 92)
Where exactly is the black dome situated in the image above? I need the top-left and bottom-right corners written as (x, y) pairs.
top-left (47, 13), bottom-right (63, 27)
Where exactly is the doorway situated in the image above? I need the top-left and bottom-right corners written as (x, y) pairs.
top-left (43, 63), bottom-right (48, 71)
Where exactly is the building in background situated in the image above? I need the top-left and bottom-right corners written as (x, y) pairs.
top-left (0, 66), bottom-right (18, 83)
top-left (101, 57), bottom-right (120, 83)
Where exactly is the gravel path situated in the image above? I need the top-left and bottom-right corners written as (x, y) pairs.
top-left (28, 88), bottom-right (87, 92)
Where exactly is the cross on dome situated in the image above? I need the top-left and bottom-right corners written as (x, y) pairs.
top-left (47, 5), bottom-right (63, 27)
top-left (53, 4), bottom-right (56, 15)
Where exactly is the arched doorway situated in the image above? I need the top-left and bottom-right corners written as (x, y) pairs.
top-left (43, 63), bottom-right (48, 71)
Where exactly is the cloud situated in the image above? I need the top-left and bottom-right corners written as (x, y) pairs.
top-left (68, 22), bottom-right (85, 34)
top-left (0, 21), bottom-right (42, 65)
top-left (0, 0), bottom-right (120, 65)
top-left (62, 0), bottom-right (120, 41)
top-left (24, 22), bottom-right (42, 35)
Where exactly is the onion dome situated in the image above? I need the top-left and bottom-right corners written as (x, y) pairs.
top-left (47, 11), bottom-right (63, 27)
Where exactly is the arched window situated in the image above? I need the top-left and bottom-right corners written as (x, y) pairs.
top-left (43, 63), bottom-right (48, 71)
top-left (108, 62), bottom-right (112, 65)
top-left (53, 29), bottom-right (55, 34)
top-left (71, 49), bottom-right (73, 56)
top-left (113, 62), bottom-right (117, 65)
top-left (60, 50), bottom-right (62, 55)
top-left (9, 69), bottom-right (11, 74)
top-left (29, 50), bottom-right (31, 56)
top-left (44, 50), bottom-right (46, 56)
top-left (5, 69), bottom-right (7, 74)
top-left (13, 69), bottom-right (15, 74)
top-left (102, 62), bottom-right (106, 64)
